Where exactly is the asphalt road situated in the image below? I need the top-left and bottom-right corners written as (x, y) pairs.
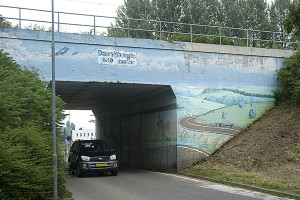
top-left (65, 169), bottom-right (286, 200)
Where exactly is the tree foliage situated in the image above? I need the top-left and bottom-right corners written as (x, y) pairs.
top-left (0, 49), bottom-right (69, 199)
top-left (108, 0), bottom-right (300, 48)
top-left (0, 50), bottom-right (65, 131)
top-left (276, 50), bottom-right (300, 105)
top-left (284, 2), bottom-right (300, 37)
top-left (0, 127), bottom-right (69, 200)
top-left (276, 2), bottom-right (300, 105)
top-left (0, 15), bottom-right (12, 28)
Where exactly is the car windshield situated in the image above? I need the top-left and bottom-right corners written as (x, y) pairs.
top-left (80, 141), bottom-right (110, 152)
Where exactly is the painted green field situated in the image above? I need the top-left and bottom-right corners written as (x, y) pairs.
top-left (196, 102), bottom-right (275, 128)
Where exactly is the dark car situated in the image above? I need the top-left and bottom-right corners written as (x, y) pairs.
top-left (68, 139), bottom-right (118, 177)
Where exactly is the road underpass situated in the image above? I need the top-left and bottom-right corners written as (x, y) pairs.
top-left (55, 81), bottom-right (177, 172)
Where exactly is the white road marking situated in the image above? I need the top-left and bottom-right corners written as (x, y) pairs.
top-left (153, 172), bottom-right (292, 200)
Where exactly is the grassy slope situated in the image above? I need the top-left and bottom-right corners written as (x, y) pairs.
top-left (182, 104), bottom-right (300, 196)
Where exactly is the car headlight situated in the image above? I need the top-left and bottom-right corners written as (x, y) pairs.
top-left (110, 154), bottom-right (117, 160)
top-left (81, 155), bottom-right (90, 161)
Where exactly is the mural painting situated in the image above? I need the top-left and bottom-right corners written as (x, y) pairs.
top-left (0, 29), bottom-right (286, 170)
top-left (172, 52), bottom-right (279, 168)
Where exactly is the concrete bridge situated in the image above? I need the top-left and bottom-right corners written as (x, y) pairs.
top-left (0, 27), bottom-right (293, 172)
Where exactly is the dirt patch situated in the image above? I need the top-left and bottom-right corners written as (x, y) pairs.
top-left (189, 104), bottom-right (300, 187)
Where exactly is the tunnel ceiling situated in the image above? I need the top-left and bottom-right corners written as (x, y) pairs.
top-left (52, 81), bottom-right (171, 110)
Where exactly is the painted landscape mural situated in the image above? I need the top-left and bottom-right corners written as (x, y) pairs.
top-left (0, 28), bottom-right (287, 170)
top-left (174, 85), bottom-right (276, 169)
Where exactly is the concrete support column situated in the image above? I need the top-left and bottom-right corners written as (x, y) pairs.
top-left (92, 110), bottom-right (102, 139)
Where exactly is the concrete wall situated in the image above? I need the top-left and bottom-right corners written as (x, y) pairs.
top-left (0, 27), bottom-right (295, 171)
top-left (93, 86), bottom-right (177, 172)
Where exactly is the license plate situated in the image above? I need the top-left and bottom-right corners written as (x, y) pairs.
top-left (96, 163), bottom-right (107, 167)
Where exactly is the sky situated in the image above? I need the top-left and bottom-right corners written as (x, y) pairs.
top-left (63, 110), bottom-right (95, 130)
top-left (0, 0), bottom-right (125, 34)
top-left (0, 0), bottom-right (274, 130)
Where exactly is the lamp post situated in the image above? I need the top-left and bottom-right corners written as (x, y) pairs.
top-left (51, 0), bottom-right (58, 199)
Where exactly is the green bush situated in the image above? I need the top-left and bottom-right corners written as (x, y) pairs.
top-left (0, 50), bottom-right (65, 131)
top-left (0, 49), bottom-right (69, 199)
top-left (276, 49), bottom-right (300, 105)
top-left (0, 126), bottom-right (69, 200)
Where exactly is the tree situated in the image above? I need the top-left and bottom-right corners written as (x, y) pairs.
top-left (0, 50), bottom-right (70, 199)
top-left (182, 0), bottom-right (221, 36)
top-left (218, 0), bottom-right (247, 44)
top-left (284, 2), bottom-right (300, 37)
top-left (220, 0), bottom-right (245, 28)
top-left (269, 0), bottom-right (292, 32)
top-left (108, 0), bottom-right (154, 38)
top-left (268, 0), bottom-right (295, 48)
top-left (242, 0), bottom-right (269, 47)
top-left (108, 0), bottom-right (296, 48)
top-left (0, 15), bottom-right (12, 28)
top-left (276, 50), bottom-right (300, 105)
top-left (0, 50), bottom-right (66, 131)
top-left (276, 2), bottom-right (300, 105)
top-left (151, 0), bottom-right (185, 38)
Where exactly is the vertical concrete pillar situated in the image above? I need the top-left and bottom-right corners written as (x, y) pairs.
top-left (92, 110), bottom-right (101, 139)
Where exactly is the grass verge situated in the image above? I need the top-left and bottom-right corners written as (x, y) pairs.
top-left (181, 165), bottom-right (300, 199)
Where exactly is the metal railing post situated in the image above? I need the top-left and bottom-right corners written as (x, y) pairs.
top-left (51, 1), bottom-right (58, 199)
top-left (190, 24), bottom-right (193, 42)
top-left (93, 16), bottom-right (96, 35)
top-left (247, 29), bottom-right (249, 47)
top-left (19, 8), bottom-right (21, 29)
top-left (127, 18), bottom-right (130, 38)
top-left (160, 21), bottom-right (162, 40)
top-left (219, 26), bottom-right (221, 45)
top-left (283, 32), bottom-right (286, 48)
top-left (57, 12), bottom-right (60, 32)
top-left (273, 32), bottom-right (275, 48)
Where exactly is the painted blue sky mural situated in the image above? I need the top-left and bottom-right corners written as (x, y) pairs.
top-left (0, 29), bottom-right (287, 169)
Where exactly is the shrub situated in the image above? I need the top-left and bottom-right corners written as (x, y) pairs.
top-left (0, 126), bottom-right (69, 200)
top-left (276, 50), bottom-right (300, 105)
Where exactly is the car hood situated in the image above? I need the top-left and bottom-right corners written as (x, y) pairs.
top-left (81, 151), bottom-right (112, 157)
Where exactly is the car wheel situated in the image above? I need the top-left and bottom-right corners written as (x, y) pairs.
top-left (68, 163), bottom-right (74, 175)
top-left (111, 171), bottom-right (118, 176)
top-left (76, 164), bottom-right (83, 177)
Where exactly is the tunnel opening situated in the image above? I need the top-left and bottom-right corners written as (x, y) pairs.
top-left (56, 81), bottom-right (177, 173)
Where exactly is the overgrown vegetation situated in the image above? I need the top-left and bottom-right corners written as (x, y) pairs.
top-left (0, 48), bottom-right (70, 199)
top-left (276, 2), bottom-right (300, 105)
top-left (276, 50), bottom-right (300, 105)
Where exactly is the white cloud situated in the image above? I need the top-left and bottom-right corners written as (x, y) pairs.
top-left (0, 33), bottom-right (51, 64)
top-left (135, 53), bottom-right (179, 72)
top-left (188, 52), bottom-right (278, 74)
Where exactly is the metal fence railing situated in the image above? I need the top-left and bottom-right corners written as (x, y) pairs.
top-left (0, 5), bottom-right (299, 50)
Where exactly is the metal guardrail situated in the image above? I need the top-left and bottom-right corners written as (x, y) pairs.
top-left (0, 5), bottom-right (299, 49)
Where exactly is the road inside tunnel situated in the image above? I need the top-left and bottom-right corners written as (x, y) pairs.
top-left (54, 81), bottom-right (178, 172)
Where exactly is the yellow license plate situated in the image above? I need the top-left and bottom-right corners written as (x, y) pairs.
top-left (96, 163), bottom-right (107, 167)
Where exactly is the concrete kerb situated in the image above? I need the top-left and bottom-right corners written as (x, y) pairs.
top-left (178, 172), bottom-right (300, 200)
